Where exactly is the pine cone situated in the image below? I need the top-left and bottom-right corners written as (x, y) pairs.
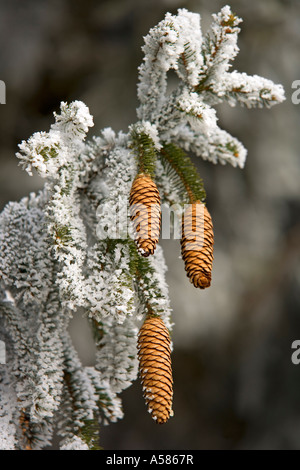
top-left (181, 202), bottom-right (214, 288)
top-left (137, 315), bottom-right (173, 424)
top-left (129, 173), bottom-right (161, 257)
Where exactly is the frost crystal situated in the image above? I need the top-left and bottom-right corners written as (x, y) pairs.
top-left (0, 5), bottom-right (284, 449)
top-left (60, 435), bottom-right (89, 450)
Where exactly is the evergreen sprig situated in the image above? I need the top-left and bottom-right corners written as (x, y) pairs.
top-left (129, 239), bottom-right (160, 315)
top-left (159, 142), bottom-right (206, 204)
top-left (78, 419), bottom-right (102, 451)
top-left (129, 239), bottom-right (171, 322)
top-left (129, 130), bottom-right (158, 178)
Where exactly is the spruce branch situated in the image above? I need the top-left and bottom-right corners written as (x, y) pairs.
top-left (0, 359), bottom-right (18, 449)
top-left (129, 123), bottom-right (161, 178)
top-left (56, 332), bottom-right (98, 448)
top-left (195, 5), bottom-right (242, 92)
top-left (0, 5), bottom-right (285, 448)
top-left (159, 142), bottom-right (206, 204)
top-left (168, 123), bottom-right (248, 168)
top-left (207, 71), bottom-right (286, 108)
top-left (92, 315), bottom-right (139, 396)
top-left (129, 242), bottom-right (173, 331)
top-left (85, 240), bottom-right (136, 324)
top-left (85, 367), bottom-right (124, 425)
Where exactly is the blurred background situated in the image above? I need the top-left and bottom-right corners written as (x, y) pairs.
top-left (0, 0), bottom-right (300, 450)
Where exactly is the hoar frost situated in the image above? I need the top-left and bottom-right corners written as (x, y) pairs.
top-left (0, 5), bottom-right (285, 450)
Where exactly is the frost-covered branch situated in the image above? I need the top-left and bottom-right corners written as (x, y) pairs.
top-left (0, 5), bottom-right (285, 449)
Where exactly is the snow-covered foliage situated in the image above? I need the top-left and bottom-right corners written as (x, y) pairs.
top-left (0, 6), bottom-right (284, 449)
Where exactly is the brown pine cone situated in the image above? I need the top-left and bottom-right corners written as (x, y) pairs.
top-left (181, 202), bottom-right (214, 288)
top-left (129, 173), bottom-right (161, 257)
top-left (137, 315), bottom-right (173, 424)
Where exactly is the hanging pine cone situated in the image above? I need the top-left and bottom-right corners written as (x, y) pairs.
top-left (181, 201), bottom-right (214, 288)
top-left (137, 315), bottom-right (173, 424)
top-left (129, 173), bottom-right (161, 257)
